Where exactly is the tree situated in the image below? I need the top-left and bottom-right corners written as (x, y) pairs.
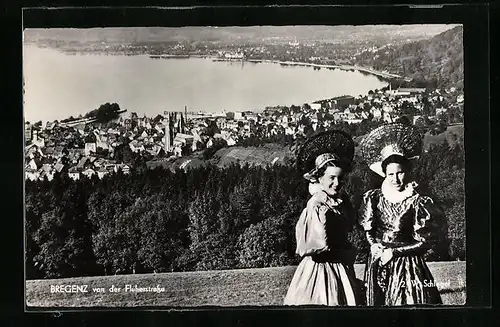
top-left (25, 189), bottom-right (56, 279)
top-left (85, 102), bottom-right (121, 124)
top-left (445, 202), bottom-right (465, 260)
top-left (181, 144), bottom-right (191, 156)
top-left (153, 114), bottom-right (164, 124)
top-left (447, 106), bottom-right (463, 124)
top-left (229, 177), bottom-right (262, 228)
top-left (32, 208), bottom-right (67, 278)
top-left (126, 195), bottom-right (185, 273)
top-left (422, 96), bottom-right (433, 116)
top-left (400, 101), bottom-right (416, 116)
top-left (32, 188), bottom-right (96, 279)
top-left (96, 147), bottom-right (110, 158)
top-left (114, 143), bottom-right (135, 164)
top-left (190, 195), bottom-right (239, 270)
top-left (438, 111), bottom-right (449, 126)
top-left (88, 189), bottom-right (133, 275)
top-left (185, 191), bottom-right (225, 271)
top-left (102, 197), bottom-right (149, 274)
top-left (395, 115), bottom-right (412, 126)
top-left (427, 168), bottom-right (464, 261)
top-left (414, 116), bottom-right (426, 128)
top-left (187, 192), bottom-right (219, 248)
top-left (237, 215), bottom-right (290, 268)
top-left (204, 120), bottom-right (220, 137)
top-left (202, 138), bottom-right (227, 160)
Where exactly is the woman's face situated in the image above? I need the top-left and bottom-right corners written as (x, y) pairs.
top-left (385, 162), bottom-right (407, 191)
top-left (318, 166), bottom-right (344, 196)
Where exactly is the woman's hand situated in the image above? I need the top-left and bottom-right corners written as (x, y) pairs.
top-left (380, 248), bottom-right (394, 265)
top-left (370, 243), bottom-right (384, 260)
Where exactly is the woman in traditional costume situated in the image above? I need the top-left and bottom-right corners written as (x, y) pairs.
top-left (283, 130), bottom-right (359, 306)
top-left (358, 123), bottom-right (444, 306)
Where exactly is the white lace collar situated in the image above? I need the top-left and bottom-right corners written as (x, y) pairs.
top-left (381, 179), bottom-right (418, 203)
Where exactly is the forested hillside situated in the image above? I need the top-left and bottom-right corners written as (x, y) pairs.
top-left (356, 26), bottom-right (463, 89)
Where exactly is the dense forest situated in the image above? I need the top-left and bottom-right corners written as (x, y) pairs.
top-left (356, 26), bottom-right (463, 90)
top-left (25, 137), bottom-right (465, 279)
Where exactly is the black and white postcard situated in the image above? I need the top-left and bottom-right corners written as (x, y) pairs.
top-left (23, 7), bottom-right (472, 309)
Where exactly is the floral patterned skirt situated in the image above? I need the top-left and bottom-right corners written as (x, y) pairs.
top-left (283, 256), bottom-right (358, 306)
top-left (364, 254), bottom-right (442, 306)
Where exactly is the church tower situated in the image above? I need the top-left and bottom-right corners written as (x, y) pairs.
top-left (164, 111), bottom-right (171, 153)
top-left (178, 111), bottom-right (182, 134)
top-left (184, 106), bottom-right (188, 130)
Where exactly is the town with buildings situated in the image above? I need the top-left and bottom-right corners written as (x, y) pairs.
top-left (25, 25), bottom-right (457, 81)
top-left (24, 85), bottom-right (464, 183)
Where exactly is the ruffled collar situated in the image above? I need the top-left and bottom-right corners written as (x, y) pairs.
top-left (381, 179), bottom-right (418, 203)
top-left (308, 183), bottom-right (343, 207)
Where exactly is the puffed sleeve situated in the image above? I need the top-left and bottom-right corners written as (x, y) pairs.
top-left (294, 196), bottom-right (330, 257)
top-left (358, 189), bottom-right (378, 245)
top-left (392, 196), bottom-right (445, 257)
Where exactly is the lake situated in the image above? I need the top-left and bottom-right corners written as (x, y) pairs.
top-left (23, 45), bottom-right (387, 123)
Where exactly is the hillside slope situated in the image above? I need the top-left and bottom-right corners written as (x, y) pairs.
top-left (357, 25), bottom-right (463, 89)
top-left (147, 125), bottom-right (462, 172)
top-left (147, 144), bottom-right (292, 172)
top-left (26, 262), bottom-right (465, 307)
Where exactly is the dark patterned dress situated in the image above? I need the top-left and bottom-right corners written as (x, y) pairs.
top-left (359, 189), bottom-right (444, 306)
top-left (283, 190), bottom-right (359, 306)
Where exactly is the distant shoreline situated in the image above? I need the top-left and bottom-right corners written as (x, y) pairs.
top-left (128, 52), bottom-right (402, 81)
top-left (211, 57), bottom-right (403, 81)
top-left (25, 44), bottom-right (402, 82)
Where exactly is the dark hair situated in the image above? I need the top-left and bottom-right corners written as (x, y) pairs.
top-left (313, 160), bottom-right (350, 180)
top-left (381, 154), bottom-right (412, 174)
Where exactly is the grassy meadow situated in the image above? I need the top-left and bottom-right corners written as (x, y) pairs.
top-left (26, 261), bottom-right (466, 308)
